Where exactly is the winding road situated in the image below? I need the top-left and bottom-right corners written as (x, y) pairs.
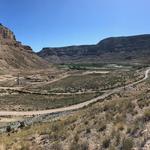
top-left (0, 68), bottom-right (149, 116)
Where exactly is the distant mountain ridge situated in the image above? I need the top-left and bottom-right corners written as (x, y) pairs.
top-left (37, 34), bottom-right (150, 64)
top-left (0, 23), bottom-right (49, 70)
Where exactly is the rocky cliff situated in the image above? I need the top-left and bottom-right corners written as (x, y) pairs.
top-left (0, 23), bottom-right (16, 40)
top-left (0, 23), bottom-right (49, 70)
top-left (38, 34), bottom-right (150, 64)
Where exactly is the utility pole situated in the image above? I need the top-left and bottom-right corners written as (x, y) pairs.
top-left (123, 76), bottom-right (126, 90)
top-left (17, 73), bottom-right (20, 85)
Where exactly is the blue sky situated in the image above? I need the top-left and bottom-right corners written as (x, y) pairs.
top-left (0, 0), bottom-right (150, 51)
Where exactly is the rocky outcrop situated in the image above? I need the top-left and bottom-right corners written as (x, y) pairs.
top-left (0, 23), bottom-right (50, 70)
top-left (0, 23), bottom-right (16, 41)
top-left (38, 34), bottom-right (150, 64)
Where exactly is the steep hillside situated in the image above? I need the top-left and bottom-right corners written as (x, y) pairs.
top-left (38, 34), bottom-right (150, 64)
top-left (0, 23), bottom-right (49, 71)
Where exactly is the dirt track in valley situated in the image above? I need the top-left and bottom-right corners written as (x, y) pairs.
top-left (0, 68), bottom-right (149, 116)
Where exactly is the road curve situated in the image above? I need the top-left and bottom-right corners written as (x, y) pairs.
top-left (0, 68), bottom-right (150, 116)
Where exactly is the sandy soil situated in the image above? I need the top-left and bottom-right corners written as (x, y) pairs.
top-left (81, 71), bottom-right (109, 75)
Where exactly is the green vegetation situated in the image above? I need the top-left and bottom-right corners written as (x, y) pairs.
top-left (59, 63), bottom-right (106, 70)
top-left (59, 63), bottom-right (148, 70)
top-left (59, 63), bottom-right (132, 70)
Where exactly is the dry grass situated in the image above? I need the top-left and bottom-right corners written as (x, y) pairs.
top-left (0, 78), bottom-right (149, 149)
top-left (0, 92), bottom-right (101, 111)
top-left (0, 67), bottom-right (148, 149)
top-left (35, 69), bottom-right (142, 93)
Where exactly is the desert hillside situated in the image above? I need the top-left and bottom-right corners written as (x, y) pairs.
top-left (0, 23), bottom-right (50, 71)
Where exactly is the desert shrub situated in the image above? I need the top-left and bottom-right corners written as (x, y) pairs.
top-left (137, 98), bottom-right (150, 109)
top-left (130, 124), bottom-right (140, 137)
top-left (114, 114), bottom-right (124, 123)
top-left (12, 142), bottom-right (30, 150)
top-left (6, 126), bottom-right (11, 133)
top-left (51, 142), bottom-right (63, 150)
top-left (86, 128), bottom-right (91, 134)
top-left (116, 122), bottom-right (124, 131)
top-left (121, 138), bottom-right (133, 150)
top-left (70, 140), bottom-right (88, 150)
top-left (115, 133), bottom-right (121, 146)
top-left (97, 123), bottom-right (106, 132)
top-left (127, 127), bottom-right (131, 134)
top-left (143, 109), bottom-right (150, 121)
top-left (102, 138), bottom-right (110, 148)
top-left (73, 134), bottom-right (79, 143)
top-left (18, 121), bottom-right (25, 129)
top-left (84, 120), bottom-right (88, 125)
top-left (110, 130), bottom-right (121, 146)
top-left (109, 146), bottom-right (116, 150)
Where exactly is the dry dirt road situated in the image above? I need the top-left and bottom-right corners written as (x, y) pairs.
top-left (0, 68), bottom-right (149, 116)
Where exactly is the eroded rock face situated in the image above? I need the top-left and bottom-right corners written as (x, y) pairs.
top-left (0, 23), bottom-right (32, 50)
top-left (38, 34), bottom-right (150, 64)
top-left (0, 23), bottom-right (16, 41)
top-left (0, 23), bottom-right (49, 70)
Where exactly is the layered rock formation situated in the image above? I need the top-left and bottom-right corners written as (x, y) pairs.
top-left (0, 23), bottom-right (49, 70)
top-left (0, 23), bottom-right (16, 41)
top-left (38, 34), bottom-right (150, 64)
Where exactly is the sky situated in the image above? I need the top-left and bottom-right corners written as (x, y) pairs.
top-left (0, 0), bottom-right (150, 52)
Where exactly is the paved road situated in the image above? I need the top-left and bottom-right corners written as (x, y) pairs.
top-left (0, 68), bottom-right (149, 116)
